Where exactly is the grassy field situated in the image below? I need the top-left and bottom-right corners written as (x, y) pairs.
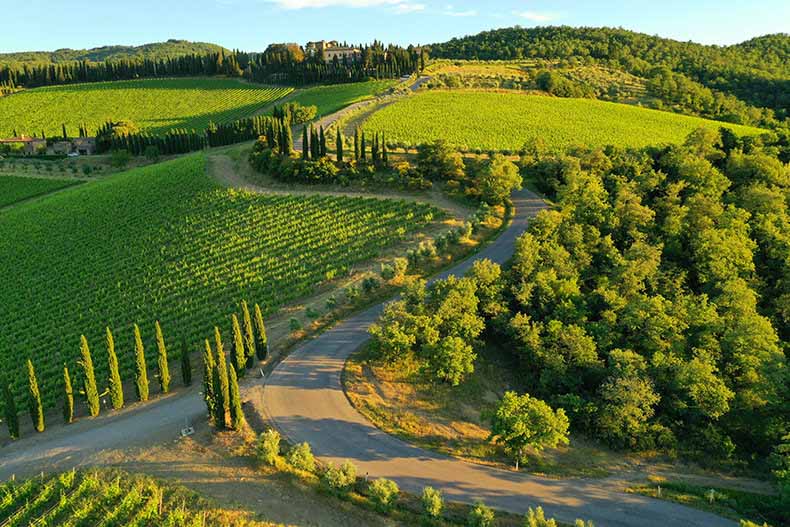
top-left (363, 89), bottom-right (765, 151)
top-left (286, 80), bottom-right (397, 118)
top-left (0, 175), bottom-right (80, 208)
top-left (0, 154), bottom-right (439, 408)
top-left (0, 469), bottom-right (278, 526)
top-left (0, 78), bottom-right (293, 137)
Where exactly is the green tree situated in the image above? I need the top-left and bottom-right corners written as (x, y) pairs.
top-left (214, 327), bottom-right (230, 416)
top-left (155, 321), bottom-right (170, 393)
top-left (2, 377), bottom-right (18, 439)
top-left (228, 365), bottom-right (244, 430)
top-left (302, 126), bottom-right (309, 160)
top-left (322, 460), bottom-right (357, 492)
top-left (369, 478), bottom-right (399, 512)
top-left (422, 486), bottom-right (443, 519)
top-left (202, 339), bottom-right (216, 418)
top-left (524, 507), bottom-right (558, 527)
top-left (79, 335), bottom-right (100, 417)
top-left (489, 391), bottom-right (570, 469)
top-left (231, 314), bottom-right (246, 376)
top-left (468, 501), bottom-right (494, 527)
top-left (287, 442), bottom-right (316, 472)
top-left (424, 335), bottom-right (476, 386)
top-left (27, 359), bottom-right (44, 432)
top-left (212, 362), bottom-right (226, 429)
top-left (180, 337), bottom-right (192, 386)
top-left (106, 327), bottom-right (124, 410)
top-left (336, 128), bottom-right (344, 163)
top-left (241, 300), bottom-right (256, 368)
top-left (254, 303), bottom-right (268, 360)
top-left (479, 154), bottom-right (523, 204)
top-left (354, 127), bottom-right (361, 161)
top-left (257, 429), bottom-right (281, 465)
top-left (133, 324), bottom-right (149, 402)
top-left (62, 365), bottom-right (74, 424)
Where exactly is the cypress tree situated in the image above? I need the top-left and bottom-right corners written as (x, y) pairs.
top-left (254, 303), bottom-right (268, 360)
top-left (382, 133), bottom-right (388, 165)
top-left (302, 126), bottom-right (309, 160)
top-left (241, 301), bottom-right (256, 369)
top-left (2, 377), bottom-right (18, 439)
top-left (155, 321), bottom-right (171, 394)
top-left (63, 365), bottom-right (74, 424)
top-left (27, 359), bottom-right (44, 432)
top-left (180, 337), bottom-right (192, 386)
top-left (80, 335), bottom-right (100, 417)
top-left (320, 126), bottom-right (327, 157)
top-left (354, 128), bottom-right (360, 161)
top-left (228, 366), bottom-right (244, 431)
top-left (214, 327), bottom-right (230, 415)
top-left (231, 314), bottom-right (246, 376)
top-left (212, 364), bottom-right (226, 429)
top-left (361, 130), bottom-right (367, 161)
top-left (283, 121), bottom-right (293, 155)
top-left (62, 123), bottom-right (67, 140)
top-left (106, 327), bottom-right (123, 410)
top-left (202, 339), bottom-right (216, 417)
top-left (133, 324), bottom-right (149, 402)
top-left (336, 128), bottom-right (343, 163)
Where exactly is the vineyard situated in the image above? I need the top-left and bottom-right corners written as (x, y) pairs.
top-left (0, 469), bottom-right (275, 526)
top-left (285, 80), bottom-right (396, 118)
top-left (363, 89), bottom-right (766, 151)
top-left (0, 78), bottom-right (293, 137)
top-left (0, 175), bottom-right (79, 208)
top-left (0, 154), bottom-right (439, 408)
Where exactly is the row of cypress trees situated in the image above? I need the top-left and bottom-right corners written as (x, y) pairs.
top-left (203, 301), bottom-right (269, 431)
top-left (2, 321), bottom-right (193, 440)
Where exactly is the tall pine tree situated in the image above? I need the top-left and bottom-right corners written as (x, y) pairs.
top-left (254, 303), bottom-right (268, 360)
top-left (361, 130), bottom-right (367, 161)
top-left (63, 365), bottom-right (74, 424)
top-left (228, 366), bottom-right (244, 431)
top-left (106, 327), bottom-right (124, 410)
top-left (134, 324), bottom-right (149, 402)
top-left (232, 314), bottom-right (246, 376)
top-left (302, 126), bottom-right (309, 160)
top-left (155, 321), bottom-right (171, 394)
top-left (27, 359), bottom-right (44, 432)
top-left (214, 327), bottom-right (230, 416)
top-left (80, 335), bottom-right (100, 417)
top-left (2, 377), bottom-right (18, 439)
top-left (241, 301), bottom-right (256, 369)
top-left (181, 337), bottom-right (192, 386)
top-left (354, 128), bottom-right (360, 161)
top-left (202, 339), bottom-right (216, 418)
top-left (336, 128), bottom-right (344, 163)
top-left (319, 126), bottom-right (327, 157)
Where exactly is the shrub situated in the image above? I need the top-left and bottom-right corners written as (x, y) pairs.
top-left (287, 442), bottom-right (316, 472)
top-left (422, 486), bottom-right (444, 519)
top-left (468, 501), bottom-right (494, 527)
top-left (322, 460), bottom-right (358, 492)
top-left (369, 477), bottom-right (399, 512)
top-left (289, 317), bottom-right (302, 332)
top-left (362, 276), bottom-right (381, 294)
top-left (256, 429), bottom-right (281, 466)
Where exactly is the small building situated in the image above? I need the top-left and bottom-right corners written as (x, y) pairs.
top-left (306, 40), bottom-right (362, 62)
top-left (50, 141), bottom-right (72, 155)
top-left (72, 137), bottom-right (96, 156)
top-left (0, 136), bottom-right (47, 155)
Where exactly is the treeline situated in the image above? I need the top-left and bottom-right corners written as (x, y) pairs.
top-left (2, 299), bottom-right (267, 440)
top-left (428, 26), bottom-right (790, 121)
top-left (370, 128), bottom-right (789, 470)
top-left (0, 41), bottom-right (420, 90)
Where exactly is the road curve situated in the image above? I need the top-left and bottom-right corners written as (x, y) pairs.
top-left (261, 188), bottom-right (735, 527)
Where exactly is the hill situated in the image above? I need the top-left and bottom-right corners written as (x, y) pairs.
top-left (0, 154), bottom-right (438, 408)
top-left (428, 26), bottom-right (790, 118)
top-left (0, 39), bottom-right (228, 65)
top-left (363, 90), bottom-right (764, 152)
top-left (0, 78), bottom-right (292, 137)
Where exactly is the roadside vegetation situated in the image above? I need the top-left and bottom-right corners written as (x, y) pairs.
top-left (0, 78), bottom-right (293, 137)
top-left (363, 90), bottom-right (765, 152)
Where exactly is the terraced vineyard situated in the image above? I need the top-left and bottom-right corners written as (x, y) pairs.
top-left (0, 175), bottom-right (79, 208)
top-left (0, 78), bottom-right (293, 137)
top-left (286, 80), bottom-right (397, 117)
top-left (0, 469), bottom-right (274, 526)
top-left (364, 89), bottom-right (765, 151)
top-left (0, 154), bottom-right (439, 407)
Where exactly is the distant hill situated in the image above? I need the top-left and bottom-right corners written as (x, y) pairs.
top-left (0, 39), bottom-right (228, 65)
top-left (428, 26), bottom-right (790, 117)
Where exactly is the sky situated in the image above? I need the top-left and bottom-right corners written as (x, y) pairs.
top-left (1, 0), bottom-right (788, 53)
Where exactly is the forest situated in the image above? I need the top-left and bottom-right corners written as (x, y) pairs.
top-left (369, 127), bottom-right (790, 473)
top-left (428, 26), bottom-right (790, 123)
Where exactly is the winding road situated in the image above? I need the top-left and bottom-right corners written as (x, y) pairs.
top-left (261, 188), bottom-right (735, 527)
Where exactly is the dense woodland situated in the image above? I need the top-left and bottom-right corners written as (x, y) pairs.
top-left (370, 129), bottom-right (790, 477)
top-left (428, 26), bottom-right (790, 124)
top-left (0, 41), bottom-right (420, 92)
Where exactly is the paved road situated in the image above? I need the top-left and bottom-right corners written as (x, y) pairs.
top-left (261, 188), bottom-right (736, 527)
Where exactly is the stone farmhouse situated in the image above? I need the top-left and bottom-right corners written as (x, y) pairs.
top-left (306, 40), bottom-right (362, 62)
top-left (0, 136), bottom-right (95, 156)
